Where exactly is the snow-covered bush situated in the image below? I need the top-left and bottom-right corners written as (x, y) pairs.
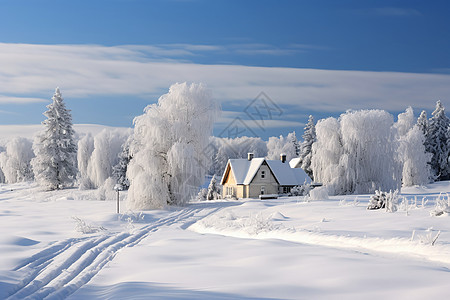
top-left (32, 88), bottom-right (78, 190)
top-left (72, 216), bottom-right (106, 234)
top-left (430, 193), bottom-right (450, 216)
top-left (0, 137), bottom-right (34, 183)
top-left (367, 190), bottom-right (399, 212)
top-left (206, 175), bottom-right (221, 200)
top-left (308, 186), bottom-right (329, 201)
top-left (291, 184), bottom-right (311, 196)
top-left (196, 188), bottom-right (208, 201)
top-left (127, 82), bottom-right (220, 209)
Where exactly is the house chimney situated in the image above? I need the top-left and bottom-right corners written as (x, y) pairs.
top-left (280, 153), bottom-right (286, 163)
top-left (248, 153), bottom-right (254, 161)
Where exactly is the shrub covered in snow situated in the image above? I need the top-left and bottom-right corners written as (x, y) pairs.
top-left (430, 193), bottom-right (450, 216)
top-left (127, 82), bottom-right (220, 209)
top-left (367, 190), bottom-right (399, 212)
top-left (291, 184), bottom-right (311, 196)
top-left (206, 175), bottom-right (221, 200)
top-left (308, 186), bottom-right (329, 200)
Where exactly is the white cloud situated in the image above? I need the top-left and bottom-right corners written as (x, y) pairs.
top-left (0, 43), bottom-right (449, 118)
top-left (0, 95), bottom-right (47, 104)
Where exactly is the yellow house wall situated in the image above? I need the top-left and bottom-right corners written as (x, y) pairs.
top-left (248, 163), bottom-right (279, 198)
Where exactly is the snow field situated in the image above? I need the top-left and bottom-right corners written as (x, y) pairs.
top-left (1, 181), bottom-right (450, 299)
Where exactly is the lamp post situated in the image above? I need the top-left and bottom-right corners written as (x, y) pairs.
top-left (113, 184), bottom-right (123, 214)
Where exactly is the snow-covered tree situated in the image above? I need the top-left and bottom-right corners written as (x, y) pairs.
top-left (206, 175), bottom-right (221, 200)
top-left (398, 126), bottom-right (431, 186)
top-left (394, 106), bottom-right (415, 137)
top-left (77, 129), bottom-right (130, 190)
top-left (77, 133), bottom-right (95, 189)
top-left (31, 88), bottom-right (78, 190)
top-left (87, 129), bottom-right (130, 188)
top-left (112, 135), bottom-right (133, 190)
top-left (299, 115), bottom-right (316, 179)
top-left (417, 110), bottom-right (428, 136)
top-left (311, 117), bottom-right (344, 195)
top-left (127, 82), bottom-right (220, 209)
top-left (266, 132), bottom-right (297, 162)
top-left (312, 110), bottom-right (401, 195)
top-left (0, 137), bottom-right (34, 183)
top-left (211, 136), bottom-right (267, 176)
top-left (428, 100), bottom-right (450, 180)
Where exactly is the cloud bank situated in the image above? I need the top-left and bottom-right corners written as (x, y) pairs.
top-left (1, 43), bottom-right (449, 119)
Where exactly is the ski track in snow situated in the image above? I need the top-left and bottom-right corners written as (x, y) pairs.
top-left (6, 206), bottom-right (222, 300)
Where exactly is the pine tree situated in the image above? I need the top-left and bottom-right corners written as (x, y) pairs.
top-left (417, 110), bottom-right (428, 136)
top-left (300, 115), bottom-right (316, 180)
top-left (113, 136), bottom-right (132, 190)
top-left (31, 88), bottom-right (78, 190)
top-left (206, 175), bottom-right (221, 200)
top-left (427, 100), bottom-right (450, 180)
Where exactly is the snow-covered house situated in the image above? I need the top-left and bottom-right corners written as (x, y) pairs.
top-left (220, 153), bottom-right (311, 199)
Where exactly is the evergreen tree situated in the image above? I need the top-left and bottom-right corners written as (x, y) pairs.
top-left (300, 115), bottom-right (316, 180)
top-left (427, 101), bottom-right (450, 180)
top-left (206, 175), bottom-right (221, 200)
top-left (31, 88), bottom-right (78, 190)
top-left (417, 110), bottom-right (428, 136)
top-left (112, 136), bottom-right (132, 190)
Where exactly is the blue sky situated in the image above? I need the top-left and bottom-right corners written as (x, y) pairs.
top-left (1, 0), bottom-right (450, 139)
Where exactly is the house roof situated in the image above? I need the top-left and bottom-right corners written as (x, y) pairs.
top-left (222, 157), bottom-right (311, 186)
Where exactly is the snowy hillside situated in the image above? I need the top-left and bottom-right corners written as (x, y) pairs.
top-left (1, 181), bottom-right (450, 299)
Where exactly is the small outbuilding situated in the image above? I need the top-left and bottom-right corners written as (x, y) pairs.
top-left (221, 153), bottom-right (311, 199)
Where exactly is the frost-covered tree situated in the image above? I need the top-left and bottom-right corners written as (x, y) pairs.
top-left (417, 110), bottom-right (429, 136)
top-left (77, 129), bottom-right (130, 190)
top-left (31, 88), bottom-right (77, 190)
top-left (428, 100), bottom-right (450, 180)
top-left (311, 117), bottom-right (344, 195)
top-left (127, 82), bottom-right (220, 209)
top-left (211, 136), bottom-right (267, 176)
top-left (394, 106), bottom-right (415, 137)
top-left (112, 135), bottom-right (133, 190)
top-left (88, 129), bottom-right (130, 188)
top-left (312, 110), bottom-right (401, 195)
top-left (266, 132), bottom-right (297, 162)
top-left (299, 115), bottom-right (316, 179)
top-left (398, 126), bottom-right (431, 186)
top-left (77, 133), bottom-right (95, 189)
top-left (0, 137), bottom-right (34, 183)
top-left (206, 175), bottom-right (221, 200)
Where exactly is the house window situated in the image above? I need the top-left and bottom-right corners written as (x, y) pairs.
top-left (226, 186), bottom-right (234, 196)
top-left (261, 186), bottom-right (265, 195)
top-left (283, 186), bottom-right (291, 194)
top-left (261, 170), bottom-right (265, 179)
